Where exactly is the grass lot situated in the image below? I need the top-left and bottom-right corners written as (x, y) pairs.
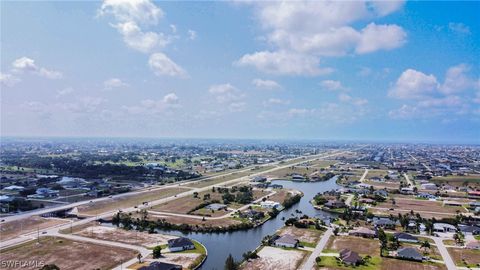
top-left (431, 175), bottom-right (480, 188)
top-left (279, 226), bottom-right (323, 244)
top-left (367, 169), bottom-right (389, 179)
top-left (185, 166), bottom-right (275, 188)
top-left (380, 258), bottom-right (446, 270)
top-left (0, 237), bottom-right (137, 270)
top-left (77, 187), bottom-right (186, 215)
top-left (0, 216), bottom-right (70, 241)
top-left (174, 239), bottom-right (206, 255)
top-left (364, 180), bottom-right (400, 190)
top-left (316, 255), bottom-right (381, 270)
top-left (371, 197), bottom-right (466, 219)
top-left (326, 235), bottom-right (380, 256)
top-left (447, 247), bottom-right (480, 267)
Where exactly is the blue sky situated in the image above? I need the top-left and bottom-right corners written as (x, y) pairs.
top-left (1, 1), bottom-right (479, 143)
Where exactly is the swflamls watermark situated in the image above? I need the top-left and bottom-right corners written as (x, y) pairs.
top-left (0, 260), bottom-right (45, 268)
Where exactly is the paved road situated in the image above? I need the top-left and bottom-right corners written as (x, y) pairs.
top-left (359, 168), bottom-right (369, 183)
top-left (403, 173), bottom-right (414, 187)
top-left (433, 236), bottom-right (457, 270)
top-left (302, 227), bottom-right (333, 270)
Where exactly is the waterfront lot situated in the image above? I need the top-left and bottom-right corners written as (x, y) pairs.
top-left (447, 247), bottom-right (480, 267)
top-left (74, 225), bottom-right (175, 248)
top-left (147, 212), bottom-right (241, 227)
top-left (0, 237), bottom-right (136, 270)
top-left (0, 216), bottom-right (69, 241)
top-left (77, 187), bottom-right (186, 215)
top-left (241, 246), bottom-right (307, 270)
top-left (325, 235), bottom-right (380, 255)
top-left (278, 226), bottom-right (323, 246)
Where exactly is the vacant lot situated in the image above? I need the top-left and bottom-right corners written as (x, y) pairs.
top-left (77, 187), bottom-right (186, 215)
top-left (75, 225), bottom-right (175, 248)
top-left (0, 216), bottom-right (69, 241)
top-left (372, 197), bottom-right (466, 218)
top-left (364, 180), bottom-right (400, 189)
top-left (279, 226), bottom-right (322, 244)
top-left (150, 188), bottom-right (268, 215)
top-left (326, 235), bottom-right (380, 255)
top-left (241, 246), bottom-right (307, 270)
top-left (0, 237), bottom-right (136, 270)
top-left (447, 247), bottom-right (480, 267)
top-left (186, 166), bottom-right (275, 188)
top-left (128, 253), bottom-right (201, 270)
top-left (147, 212), bottom-right (241, 227)
top-left (431, 175), bottom-right (480, 188)
top-left (381, 258), bottom-right (446, 270)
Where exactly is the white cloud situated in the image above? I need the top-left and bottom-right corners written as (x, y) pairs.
top-left (0, 72), bottom-right (20, 87)
top-left (229, 102), bottom-right (246, 112)
top-left (56, 87), bottom-right (74, 97)
top-left (388, 104), bottom-right (417, 119)
top-left (104, 78), bottom-right (128, 90)
top-left (235, 51), bottom-right (333, 76)
top-left (388, 69), bottom-right (438, 99)
top-left (114, 21), bottom-right (169, 53)
top-left (11, 57), bottom-right (62, 79)
top-left (287, 108), bottom-right (311, 117)
top-left (448, 22), bottom-right (471, 35)
top-left (236, 1), bottom-right (406, 76)
top-left (338, 93), bottom-right (368, 106)
top-left (188, 29), bottom-right (197, 40)
top-left (263, 98), bottom-right (290, 106)
top-left (148, 53), bottom-right (186, 77)
top-left (439, 64), bottom-right (475, 95)
top-left (319, 80), bottom-right (347, 91)
top-left (252, 78), bottom-right (281, 90)
top-left (99, 0), bottom-right (163, 25)
top-left (123, 92), bottom-right (180, 115)
top-left (170, 24), bottom-right (177, 33)
top-left (162, 92), bottom-right (179, 104)
top-left (355, 23), bottom-right (407, 54)
top-left (208, 83), bottom-right (244, 103)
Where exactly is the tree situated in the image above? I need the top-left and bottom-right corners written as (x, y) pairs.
top-left (421, 241), bottom-right (431, 253)
top-left (315, 256), bottom-right (322, 264)
top-left (333, 227), bottom-right (340, 236)
top-left (378, 228), bottom-right (387, 255)
top-left (40, 265), bottom-right (60, 270)
top-left (137, 253), bottom-right (142, 263)
top-left (224, 254), bottom-right (238, 270)
top-left (153, 245), bottom-right (162, 258)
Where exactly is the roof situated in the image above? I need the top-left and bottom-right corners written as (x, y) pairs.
top-left (434, 223), bottom-right (456, 230)
top-left (168, 237), bottom-right (194, 248)
top-left (339, 249), bottom-right (362, 264)
top-left (394, 232), bottom-right (418, 241)
top-left (205, 203), bottom-right (227, 210)
top-left (458, 225), bottom-right (480, 233)
top-left (275, 234), bottom-right (298, 245)
top-left (397, 247), bottom-right (423, 260)
top-left (138, 262), bottom-right (182, 270)
top-left (350, 227), bottom-right (376, 235)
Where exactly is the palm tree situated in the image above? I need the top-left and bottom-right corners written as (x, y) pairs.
top-left (137, 253), bottom-right (142, 263)
top-left (421, 241), bottom-right (431, 254)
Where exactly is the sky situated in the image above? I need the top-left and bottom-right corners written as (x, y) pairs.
top-left (1, 0), bottom-right (479, 143)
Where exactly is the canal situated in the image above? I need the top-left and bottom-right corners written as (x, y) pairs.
top-left (155, 176), bottom-right (341, 270)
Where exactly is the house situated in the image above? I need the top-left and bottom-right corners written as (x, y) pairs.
top-left (458, 225), bottom-right (480, 236)
top-left (433, 223), bottom-right (457, 233)
top-left (420, 183), bottom-right (437, 190)
top-left (291, 174), bottom-right (306, 181)
top-left (400, 187), bottom-right (414, 194)
top-left (3, 185), bottom-right (25, 191)
top-left (373, 190), bottom-right (388, 198)
top-left (205, 203), bottom-right (227, 211)
top-left (167, 237), bottom-right (195, 252)
top-left (274, 234), bottom-right (299, 248)
top-left (251, 176), bottom-right (267, 182)
top-left (138, 262), bottom-right (182, 270)
top-left (396, 247), bottom-right (423, 261)
top-left (417, 192), bottom-right (437, 200)
top-left (394, 232), bottom-right (419, 243)
top-left (348, 227), bottom-right (377, 238)
top-left (339, 249), bottom-right (362, 266)
top-left (27, 188), bottom-right (59, 198)
top-left (270, 184), bottom-right (283, 189)
top-left (260, 200), bottom-right (280, 209)
top-left (324, 200), bottom-right (346, 209)
top-left (373, 217), bottom-right (397, 229)
top-left (443, 200), bottom-right (463, 207)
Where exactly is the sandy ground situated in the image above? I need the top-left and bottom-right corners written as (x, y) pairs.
top-left (147, 213), bottom-right (241, 227)
top-left (128, 253), bottom-right (201, 270)
top-left (279, 227), bottom-right (322, 244)
top-left (242, 246), bottom-right (306, 270)
top-left (0, 237), bottom-right (136, 270)
top-left (75, 225), bottom-right (176, 248)
top-left (380, 258), bottom-right (446, 270)
top-left (0, 216), bottom-right (69, 241)
top-left (447, 247), bottom-right (480, 266)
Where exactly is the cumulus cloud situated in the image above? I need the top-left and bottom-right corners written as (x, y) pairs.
top-left (11, 57), bottom-right (62, 79)
top-left (338, 93), bottom-right (368, 106)
top-left (439, 64), bottom-right (475, 95)
top-left (123, 92), bottom-right (180, 115)
top-left (235, 51), bottom-right (333, 76)
top-left (113, 21), bottom-right (169, 53)
top-left (388, 69), bottom-right (438, 99)
top-left (104, 78), bottom-right (128, 90)
top-left (148, 53), bottom-right (186, 77)
top-left (236, 1), bottom-right (406, 76)
top-left (319, 80), bottom-right (347, 91)
top-left (263, 98), bottom-right (290, 106)
top-left (208, 83), bottom-right (244, 103)
top-left (252, 79), bottom-right (281, 90)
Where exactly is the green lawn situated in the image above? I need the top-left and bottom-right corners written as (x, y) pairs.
top-left (174, 240), bottom-right (207, 255)
top-left (317, 256), bottom-right (382, 270)
top-left (299, 241), bottom-right (316, 248)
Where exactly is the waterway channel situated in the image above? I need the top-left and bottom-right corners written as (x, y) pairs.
top-left (154, 176), bottom-right (341, 270)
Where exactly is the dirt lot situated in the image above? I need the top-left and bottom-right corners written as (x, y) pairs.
top-left (147, 213), bottom-right (241, 227)
top-left (241, 246), bottom-right (307, 270)
top-left (186, 166), bottom-right (275, 188)
top-left (0, 216), bottom-right (69, 241)
top-left (447, 247), bottom-right (480, 266)
top-left (0, 237), bottom-right (136, 270)
top-left (268, 189), bottom-right (301, 204)
top-left (279, 227), bottom-right (322, 244)
top-left (372, 197), bottom-right (466, 218)
top-left (381, 258), bottom-right (446, 270)
top-left (364, 180), bottom-right (400, 189)
top-left (77, 187), bottom-right (186, 215)
top-left (74, 225), bottom-right (176, 248)
top-left (326, 235), bottom-right (380, 255)
top-left (431, 175), bottom-right (480, 188)
top-left (128, 253), bottom-right (201, 269)
top-left (150, 188), bottom-right (268, 215)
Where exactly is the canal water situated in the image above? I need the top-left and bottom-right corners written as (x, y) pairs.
top-left (155, 176), bottom-right (341, 270)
